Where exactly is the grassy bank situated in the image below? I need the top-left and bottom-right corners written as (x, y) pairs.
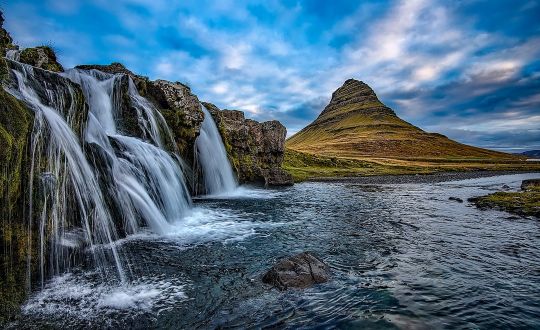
top-left (283, 149), bottom-right (540, 182)
top-left (469, 186), bottom-right (540, 218)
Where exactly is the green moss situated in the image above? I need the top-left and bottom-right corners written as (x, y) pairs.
top-left (471, 188), bottom-right (540, 217)
top-left (19, 46), bottom-right (64, 72)
top-left (0, 89), bottom-right (34, 325)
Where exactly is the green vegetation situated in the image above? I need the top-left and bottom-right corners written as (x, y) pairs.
top-left (283, 148), bottom-right (540, 182)
top-left (470, 186), bottom-right (540, 218)
top-left (20, 46), bottom-right (64, 72)
top-left (0, 89), bottom-right (35, 325)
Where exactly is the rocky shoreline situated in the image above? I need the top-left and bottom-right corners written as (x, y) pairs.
top-left (308, 171), bottom-right (540, 184)
top-left (469, 178), bottom-right (540, 218)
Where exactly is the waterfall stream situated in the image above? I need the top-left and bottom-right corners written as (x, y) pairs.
top-left (195, 105), bottom-right (237, 195)
top-left (4, 60), bottom-right (193, 285)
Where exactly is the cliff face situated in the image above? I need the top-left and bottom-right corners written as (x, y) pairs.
top-left (203, 102), bottom-right (293, 186)
top-left (75, 64), bottom-right (292, 187)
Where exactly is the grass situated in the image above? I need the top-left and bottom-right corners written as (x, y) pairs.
top-left (470, 186), bottom-right (540, 217)
top-left (283, 148), bottom-right (540, 182)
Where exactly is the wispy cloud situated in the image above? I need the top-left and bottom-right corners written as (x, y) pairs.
top-left (3, 0), bottom-right (540, 151)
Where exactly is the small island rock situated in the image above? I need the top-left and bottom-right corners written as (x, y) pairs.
top-left (262, 252), bottom-right (330, 290)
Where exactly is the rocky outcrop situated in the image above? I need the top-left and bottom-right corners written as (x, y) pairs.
top-left (521, 179), bottom-right (540, 191)
top-left (262, 252), bottom-right (330, 290)
top-left (203, 102), bottom-right (293, 186)
top-left (0, 12), bottom-right (16, 82)
top-left (145, 79), bottom-right (204, 160)
top-left (75, 63), bottom-right (204, 161)
top-left (19, 46), bottom-right (64, 72)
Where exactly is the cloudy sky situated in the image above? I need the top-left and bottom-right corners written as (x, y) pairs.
top-left (3, 0), bottom-right (540, 151)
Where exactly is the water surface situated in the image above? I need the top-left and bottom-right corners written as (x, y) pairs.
top-left (14, 173), bottom-right (540, 329)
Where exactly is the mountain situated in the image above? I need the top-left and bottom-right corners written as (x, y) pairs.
top-left (286, 79), bottom-right (518, 161)
top-left (520, 150), bottom-right (540, 158)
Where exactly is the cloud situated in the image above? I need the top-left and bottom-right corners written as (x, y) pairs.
top-left (3, 0), bottom-right (540, 150)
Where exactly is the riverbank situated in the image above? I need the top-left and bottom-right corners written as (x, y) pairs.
top-left (308, 171), bottom-right (540, 184)
top-left (283, 149), bottom-right (540, 182)
top-left (469, 179), bottom-right (540, 218)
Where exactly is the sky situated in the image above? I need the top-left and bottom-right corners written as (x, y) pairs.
top-left (3, 0), bottom-right (540, 152)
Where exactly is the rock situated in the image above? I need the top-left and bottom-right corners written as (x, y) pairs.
top-left (262, 252), bottom-right (330, 290)
top-left (146, 79), bottom-right (204, 160)
top-left (502, 184), bottom-right (511, 190)
top-left (0, 11), bottom-right (16, 56)
top-left (204, 102), bottom-right (293, 187)
top-left (0, 11), bottom-right (17, 82)
top-left (449, 196), bottom-right (463, 203)
top-left (19, 46), bottom-right (64, 72)
top-left (521, 179), bottom-right (540, 191)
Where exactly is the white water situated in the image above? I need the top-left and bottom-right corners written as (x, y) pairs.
top-left (195, 105), bottom-right (237, 195)
top-left (4, 60), bottom-right (193, 284)
top-left (6, 49), bottom-right (20, 61)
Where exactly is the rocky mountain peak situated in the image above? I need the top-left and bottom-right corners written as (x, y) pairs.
top-left (317, 78), bottom-right (393, 120)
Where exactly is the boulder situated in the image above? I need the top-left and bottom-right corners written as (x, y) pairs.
top-left (449, 197), bottom-right (463, 203)
top-left (521, 179), bottom-right (540, 191)
top-left (262, 252), bottom-right (330, 290)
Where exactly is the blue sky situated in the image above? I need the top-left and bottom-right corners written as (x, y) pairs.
top-left (3, 0), bottom-right (540, 151)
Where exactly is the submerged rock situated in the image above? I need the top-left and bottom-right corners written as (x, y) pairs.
top-left (204, 102), bottom-right (293, 187)
top-left (262, 252), bottom-right (330, 290)
top-left (449, 197), bottom-right (463, 203)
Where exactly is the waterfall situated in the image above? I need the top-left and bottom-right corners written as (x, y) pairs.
top-left (4, 60), bottom-right (192, 285)
top-left (195, 105), bottom-right (237, 195)
top-left (6, 49), bottom-right (20, 61)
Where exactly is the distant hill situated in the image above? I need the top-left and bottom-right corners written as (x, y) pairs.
top-left (520, 150), bottom-right (540, 158)
top-left (286, 79), bottom-right (519, 161)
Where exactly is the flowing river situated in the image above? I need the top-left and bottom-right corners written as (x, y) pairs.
top-left (10, 172), bottom-right (540, 329)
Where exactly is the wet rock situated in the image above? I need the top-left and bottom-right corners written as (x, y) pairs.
top-left (146, 79), bottom-right (204, 159)
top-left (204, 102), bottom-right (293, 187)
top-left (449, 196), bottom-right (463, 203)
top-left (262, 252), bottom-right (330, 290)
top-left (19, 46), bottom-right (64, 72)
top-left (502, 184), bottom-right (511, 190)
top-left (521, 179), bottom-right (540, 191)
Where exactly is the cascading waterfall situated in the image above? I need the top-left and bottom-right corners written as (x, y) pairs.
top-left (6, 49), bottom-right (20, 61)
top-left (4, 59), bottom-right (193, 286)
top-left (195, 105), bottom-right (237, 195)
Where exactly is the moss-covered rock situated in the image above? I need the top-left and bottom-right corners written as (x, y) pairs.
top-left (469, 182), bottom-right (540, 218)
top-left (0, 59), bottom-right (88, 325)
top-left (0, 11), bottom-right (16, 57)
top-left (19, 46), bottom-right (64, 72)
top-left (203, 102), bottom-right (292, 186)
top-left (0, 89), bottom-right (34, 325)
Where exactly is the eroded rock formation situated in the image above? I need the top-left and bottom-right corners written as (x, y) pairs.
top-left (203, 102), bottom-right (293, 186)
